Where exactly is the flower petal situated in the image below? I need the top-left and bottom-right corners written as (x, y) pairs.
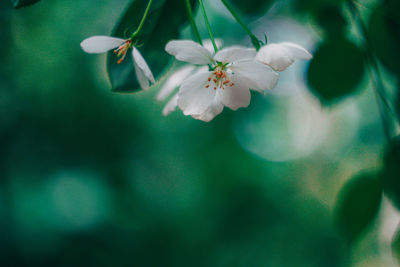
top-left (132, 47), bottom-right (155, 83)
top-left (134, 61), bottom-right (150, 90)
top-left (280, 42), bottom-right (312, 60)
top-left (229, 60), bottom-right (279, 91)
top-left (165, 40), bottom-right (214, 65)
top-left (178, 71), bottom-right (216, 115)
top-left (219, 73), bottom-right (251, 110)
top-left (80, 36), bottom-right (125, 54)
top-left (214, 46), bottom-right (256, 63)
top-left (157, 65), bottom-right (195, 101)
top-left (203, 38), bottom-right (223, 53)
top-left (192, 99), bottom-right (224, 122)
top-left (163, 94), bottom-right (179, 116)
top-left (255, 43), bottom-right (294, 72)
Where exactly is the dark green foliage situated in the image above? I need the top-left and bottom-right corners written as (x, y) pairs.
top-left (10, 0), bottom-right (39, 8)
top-left (383, 135), bottom-right (400, 209)
top-left (334, 172), bottom-right (382, 244)
top-left (307, 36), bottom-right (365, 104)
top-left (368, 5), bottom-right (400, 75)
top-left (106, 0), bottom-right (196, 93)
top-left (293, 0), bottom-right (344, 15)
top-left (229, 0), bottom-right (274, 16)
top-left (315, 5), bottom-right (346, 36)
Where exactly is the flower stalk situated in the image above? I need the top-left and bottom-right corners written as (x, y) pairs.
top-left (221, 0), bottom-right (262, 50)
top-left (199, 0), bottom-right (218, 52)
top-left (130, 0), bottom-right (154, 40)
top-left (185, 0), bottom-right (203, 45)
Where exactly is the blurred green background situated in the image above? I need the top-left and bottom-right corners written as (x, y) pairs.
top-left (1, 0), bottom-right (398, 266)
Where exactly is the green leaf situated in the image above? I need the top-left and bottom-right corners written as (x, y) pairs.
top-left (293, 0), bottom-right (344, 15)
top-left (107, 0), bottom-right (196, 93)
top-left (334, 172), bottom-right (382, 244)
top-left (383, 135), bottom-right (400, 209)
top-left (229, 0), bottom-right (274, 16)
top-left (11, 0), bottom-right (39, 8)
top-left (307, 36), bottom-right (365, 104)
top-left (368, 6), bottom-right (400, 75)
top-left (315, 5), bottom-right (346, 36)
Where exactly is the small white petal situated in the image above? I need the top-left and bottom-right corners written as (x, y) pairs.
top-left (280, 42), bottom-right (312, 60)
top-left (134, 61), bottom-right (150, 90)
top-left (220, 74), bottom-right (251, 110)
top-left (132, 47), bottom-right (155, 83)
top-left (157, 65), bottom-right (195, 101)
top-left (163, 94), bottom-right (179, 116)
top-left (165, 40), bottom-right (214, 65)
top-left (178, 71), bottom-right (216, 115)
top-left (229, 60), bottom-right (279, 91)
top-left (203, 38), bottom-right (223, 53)
top-left (214, 46), bottom-right (256, 63)
top-left (80, 36), bottom-right (125, 54)
top-left (192, 99), bottom-right (224, 122)
top-left (255, 43), bottom-right (294, 72)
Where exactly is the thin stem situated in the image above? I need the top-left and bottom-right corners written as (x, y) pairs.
top-left (185, 0), bottom-right (203, 45)
top-left (221, 0), bottom-right (261, 50)
top-left (199, 0), bottom-right (217, 52)
top-left (130, 0), bottom-right (154, 39)
top-left (346, 0), bottom-right (396, 141)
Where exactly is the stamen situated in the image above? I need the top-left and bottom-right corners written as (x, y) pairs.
top-left (114, 39), bottom-right (131, 64)
top-left (205, 84), bottom-right (210, 88)
top-left (213, 79), bottom-right (217, 83)
top-left (208, 77), bottom-right (211, 81)
top-left (230, 83), bottom-right (234, 86)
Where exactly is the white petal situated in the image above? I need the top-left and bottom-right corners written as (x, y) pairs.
top-left (280, 42), bottom-right (312, 60)
top-left (203, 38), bottom-right (223, 53)
top-left (157, 65), bottom-right (195, 101)
top-left (163, 94), bottom-right (179, 116)
top-left (132, 47), bottom-right (155, 83)
top-left (165, 40), bottom-right (214, 65)
top-left (80, 36), bottom-right (125, 54)
top-left (220, 73), bottom-right (251, 110)
top-left (178, 71), bottom-right (216, 115)
top-left (192, 100), bottom-right (224, 122)
top-left (229, 60), bottom-right (279, 91)
top-left (134, 61), bottom-right (150, 90)
top-left (255, 43), bottom-right (294, 72)
top-left (214, 46), bottom-right (256, 63)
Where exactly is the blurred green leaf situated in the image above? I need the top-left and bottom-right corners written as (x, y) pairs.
top-left (107, 0), bottom-right (196, 93)
top-left (315, 5), bottom-right (346, 35)
top-left (397, 81), bottom-right (400, 122)
top-left (229, 0), bottom-right (274, 16)
top-left (10, 0), bottom-right (39, 8)
top-left (293, 0), bottom-right (344, 15)
top-left (368, 6), bottom-right (400, 75)
top-left (383, 135), bottom-right (400, 209)
top-left (307, 36), bottom-right (365, 104)
top-left (334, 172), bottom-right (382, 244)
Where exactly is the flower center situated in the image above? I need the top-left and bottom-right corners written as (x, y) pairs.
top-left (114, 39), bottom-right (132, 64)
top-left (205, 65), bottom-right (234, 90)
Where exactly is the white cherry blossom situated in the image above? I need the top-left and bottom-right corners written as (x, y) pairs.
top-left (256, 42), bottom-right (312, 72)
top-left (165, 40), bottom-right (279, 122)
top-left (80, 35), bottom-right (155, 90)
